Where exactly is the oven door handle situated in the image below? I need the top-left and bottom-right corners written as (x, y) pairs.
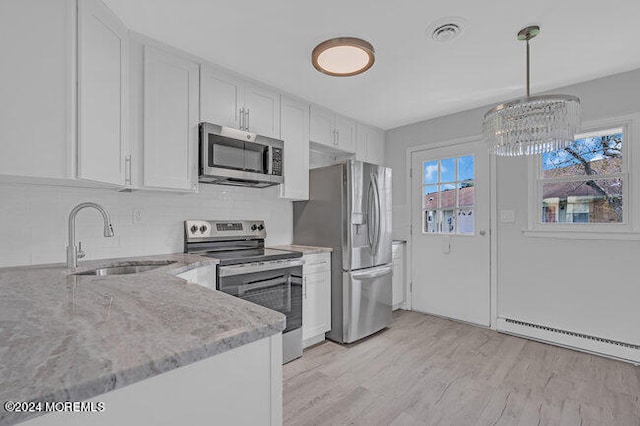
top-left (238, 276), bottom-right (287, 296)
top-left (218, 259), bottom-right (304, 277)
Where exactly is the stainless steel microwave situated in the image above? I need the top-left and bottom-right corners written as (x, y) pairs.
top-left (199, 122), bottom-right (284, 188)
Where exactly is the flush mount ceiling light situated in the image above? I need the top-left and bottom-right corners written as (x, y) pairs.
top-left (312, 37), bottom-right (375, 77)
top-left (482, 26), bottom-right (581, 156)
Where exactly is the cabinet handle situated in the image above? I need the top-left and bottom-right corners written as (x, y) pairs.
top-left (240, 107), bottom-right (245, 130)
top-left (246, 108), bottom-right (250, 131)
top-left (125, 155), bottom-right (131, 185)
top-left (303, 276), bottom-right (307, 298)
top-left (336, 129), bottom-right (339, 146)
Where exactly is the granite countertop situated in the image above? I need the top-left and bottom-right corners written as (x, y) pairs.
top-left (0, 254), bottom-right (285, 425)
top-left (269, 245), bottom-right (333, 255)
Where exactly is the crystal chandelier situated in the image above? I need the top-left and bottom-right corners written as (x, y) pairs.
top-left (482, 26), bottom-right (581, 156)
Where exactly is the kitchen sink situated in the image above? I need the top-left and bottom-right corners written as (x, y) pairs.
top-left (73, 261), bottom-right (177, 276)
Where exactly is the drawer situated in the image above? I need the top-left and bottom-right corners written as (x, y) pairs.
top-left (303, 253), bottom-right (331, 274)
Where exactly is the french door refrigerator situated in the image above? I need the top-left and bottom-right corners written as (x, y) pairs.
top-left (293, 160), bottom-right (392, 343)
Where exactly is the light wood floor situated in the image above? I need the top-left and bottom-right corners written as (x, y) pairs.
top-left (283, 310), bottom-right (640, 426)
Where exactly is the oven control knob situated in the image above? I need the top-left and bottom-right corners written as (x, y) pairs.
top-left (199, 225), bottom-right (208, 233)
top-left (251, 224), bottom-right (258, 231)
top-left (190, 225), bottom-right (198, 234)
top-left (257, 224), bottom-right (264, 231)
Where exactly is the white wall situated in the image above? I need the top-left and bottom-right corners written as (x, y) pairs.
top-left (0, 183), bottom-right (292, 268)
top-left (386, 68), bottom-right (640, 346)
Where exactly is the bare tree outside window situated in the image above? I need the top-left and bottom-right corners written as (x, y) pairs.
top-left (540, 130), bottom-right (623, 224)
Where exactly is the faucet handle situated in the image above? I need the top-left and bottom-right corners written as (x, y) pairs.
top-left (77, 242), bottom-right (86, 259)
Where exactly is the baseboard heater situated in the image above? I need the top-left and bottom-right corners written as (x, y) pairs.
top-left (497, 317), bottom-right (640, 365)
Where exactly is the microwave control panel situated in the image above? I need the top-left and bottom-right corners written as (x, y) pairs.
top-left (271, 147), bottom-right (283, 176)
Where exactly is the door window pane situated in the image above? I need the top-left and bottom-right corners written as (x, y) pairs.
top-left (440, 158), bottom-right (456, 183)
top-left (458, 182), bottom-right (475, 207)
top-left (424, 210), bottom-right (438, 233)
top-left (458, 156), bottom-right (474, 181)
top-left (439, 184), bottom-right (456, 208)
top-left (458, 208), bottom-right (474, 234)
top-left (423, 160), bottom-right (438, 184)
top-left (442, 209), bottom-right (456, 234)
top-left (424, 185), bottom-right (438, 209)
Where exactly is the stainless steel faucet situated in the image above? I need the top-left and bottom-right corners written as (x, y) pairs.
top-left (66, 202), bottom-right (115, 269)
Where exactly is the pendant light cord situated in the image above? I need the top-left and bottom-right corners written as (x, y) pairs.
top-left (526, 38), bottom-right (530, 97)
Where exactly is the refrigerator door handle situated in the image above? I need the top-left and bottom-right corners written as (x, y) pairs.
top-left (367, 178), bottom-right (375, 253)
top-left (372, 173), bottom-right (382, 256)
top-left (351, 265), bottom-right (393, 280)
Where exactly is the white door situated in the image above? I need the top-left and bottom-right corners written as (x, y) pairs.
top-left (410, 139), bottom-right (490, 326)
top-left (77, 0), bottom-right (128, 186)
top-left (143, 46), bottom-right (199, 191)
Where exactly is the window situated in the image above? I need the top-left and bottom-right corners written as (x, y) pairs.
top-left (530, 117), bottom-right (635, 238)
top-left (422, 155), bottom-right (475, 234)
top-left (538, 128), bottom-right (624, 226)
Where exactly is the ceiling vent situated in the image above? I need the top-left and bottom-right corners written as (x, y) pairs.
top-left (431, 24), bottom-right (461, 42)
top-left (426, 17), bottom-right (466, 43)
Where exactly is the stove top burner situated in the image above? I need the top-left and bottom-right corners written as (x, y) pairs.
top-left (184, 219), bottom-right (302, 265)
top-left (200, 248), bottom-right (301, 266)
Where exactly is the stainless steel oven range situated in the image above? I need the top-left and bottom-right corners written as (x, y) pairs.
top-left (184, 219), bottom-right (303, 364)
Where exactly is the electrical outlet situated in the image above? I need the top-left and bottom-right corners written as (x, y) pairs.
top-left (132, 209), bottom-right (144, 224)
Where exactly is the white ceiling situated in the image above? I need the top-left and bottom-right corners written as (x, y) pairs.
top-left (103, 0), bottom-right (640, 130)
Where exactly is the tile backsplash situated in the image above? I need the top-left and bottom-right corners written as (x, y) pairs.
top-left (0, 182), bottom-right (293, 267)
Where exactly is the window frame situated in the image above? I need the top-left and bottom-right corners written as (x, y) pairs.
top-left (526, 113), bottom-right (640, 239)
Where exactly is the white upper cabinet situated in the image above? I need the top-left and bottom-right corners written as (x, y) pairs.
top-left (77, 0), bottom-right (129, 186)
top-left (0, 0), bottom-right (128, 186)
top-left (0, 0), bottom-right (75, 180)
top-left (143, 46), bottom-right (199, 191)
top-left (309, 105), bottom-right (335, 147)
top-left (201, 67), bottom-right (280, 138)
top-left (309, 105), bottom-right (356, 153)
top-left (280, 96), bottom-right (310, 200)
top-left (356, 122), bottom-right (385, 165)
top-left (200, 67), bottom-right (243, 130)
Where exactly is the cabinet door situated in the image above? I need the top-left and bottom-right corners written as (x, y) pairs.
top-left (355, 123), bottom-right (369, 162)
top-left (335, 114), bottom-right (356, 153)
top-left (279, 96), bottom-right (309, 200)
top-left (392, 244), bottom-right (404, 308)
top-left (0, 0), bottom-right (74, 180)
top-left (244, 82), bottom-right (280, 138)
top-left (303, 270), bottom-right (332, 341)
top-left (143, 46), bottom-right (199, 191)
top-left (77, 0), bottom-right (128, 185)
top-left (309, 105), bottom-right (335, 148)
top-left (200, 66), bottom-right (243, 129)
top-left (356, 123), bottom-right (385, 165)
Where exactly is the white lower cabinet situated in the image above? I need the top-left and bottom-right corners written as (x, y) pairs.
top-left (302, 252), bottom-right (331, 348)
top-left (25, 334), bottom-right (282, 426)
top-left (392, 242), bottom-right (406, 310)
top-left (175, 264), bottom-right (216, 291)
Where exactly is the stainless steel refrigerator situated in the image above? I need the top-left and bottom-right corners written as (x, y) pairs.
top-left (293, 160), bottom-right (392, 343)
